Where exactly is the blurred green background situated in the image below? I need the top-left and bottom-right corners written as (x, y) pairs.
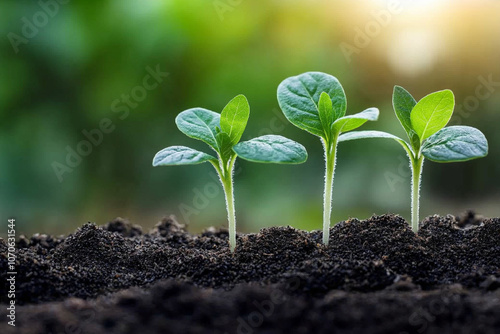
top-left (1, 0), bottom-right (499, 237)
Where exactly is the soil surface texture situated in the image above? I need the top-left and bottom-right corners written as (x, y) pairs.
top-left (1, 212), bottom-right (500, 333)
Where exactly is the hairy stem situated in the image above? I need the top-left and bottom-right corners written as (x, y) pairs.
top-left (221, 176), bottom-right (236, 252)
top-left (213, 155), bottom-right (237, 252)
top-left (322, 136), bottom-right (338, 245)
top-left (410, 155), bottom-right (424, 232)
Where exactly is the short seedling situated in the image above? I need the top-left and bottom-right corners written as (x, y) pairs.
top-left (277, 72), bottom-right (379, 245)
top-left (338, 86), bottom-right (488, 231)
top-left (153, 95), bottom-right (308, 252)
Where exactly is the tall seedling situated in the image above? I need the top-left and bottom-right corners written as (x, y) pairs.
top-left (277, 72), bottom-right (379, 245)
top-left (153, 95), bottom-right (308, 251)
top-left (338, 86), bottom-right (488, 231)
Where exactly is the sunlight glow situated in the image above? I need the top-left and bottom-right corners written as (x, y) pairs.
top-left (372, 0), bottom-right (450, 11)
top-left (387, 29), bottom-right (441, 77)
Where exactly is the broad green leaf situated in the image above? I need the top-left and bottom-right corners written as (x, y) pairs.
top-left (410, 90), bottom-right (455, 143)
top-left (233, 135), bottom-right (308, 164)
top-left (421, 126), bottom-right (488, 162)
top-left (220, 94), bottom-right (250, 145)
top-left (318, 92), bottom-right (334, 138)
top-left (393, 86), bottom-right (417, 138)
top-left (332, 108), bottom-right (379, 133)
top-left (338, 130), bottom-right (412, 153)
top-left (175, 108), bottom-right (220, 150)
top-left (277, 72), bottom-right (346, 137)
top-left (215, 129), bottom-right (234, 162)
top-left (152, 146), bottom-right (216, 166)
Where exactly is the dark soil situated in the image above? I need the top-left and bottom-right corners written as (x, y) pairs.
top-left (1, 212), bottom-right (500, 333)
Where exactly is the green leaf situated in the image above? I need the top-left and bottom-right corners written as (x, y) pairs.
top-left (332, 108), bottom-right (379, 133)
top-left (393, 85), bottom-right (417, 138)
top-left (220, 94), bottom-right (250, 145)
top-left (318, 92), bottom-right (334, 138)
top-left (410, 90), bottom-right (455, 143)
top-left (409, 130), bottom-right (421, 152)
top-left (152, 146), bottom-right (216, 166)
top-left (277, 72), bottom-right (346, 137)
top-left (215, 129), bottom-right (234, 162)
top-left (233, 135), bottom-right (308, 164)
top-left (175, 108), bottom-right (220, 150)
top-left (338, 130), bottom-right (412, 153)
top-left (421, 126), bottom-right (488, 162)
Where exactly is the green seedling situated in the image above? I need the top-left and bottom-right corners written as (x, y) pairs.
top-left (153, 94), bottom-right (308, 252)
top-left (277, 72), bottom-right (379, 245)
top-left (338, 86), bottom-right (488, 232)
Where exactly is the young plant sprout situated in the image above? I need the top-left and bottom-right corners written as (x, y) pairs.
top-left (153, 94), bottom-right (308, 252)
top-left (277, 72), bottom-right (380, 245)
top-left (338, 86), bottom-right (489, 232)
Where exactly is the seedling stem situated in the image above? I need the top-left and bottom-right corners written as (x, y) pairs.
top-left (410, 154), bottom-right (424, 232)
top-left (322, 135), bottom-right (338, 245)
top-left (212, 155), bottom-right (237, 252)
